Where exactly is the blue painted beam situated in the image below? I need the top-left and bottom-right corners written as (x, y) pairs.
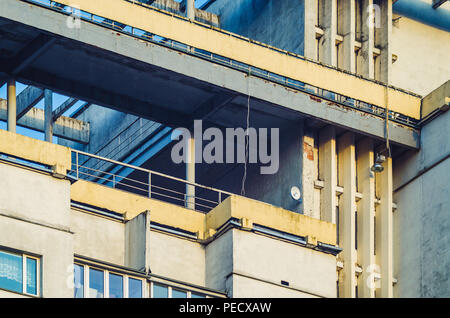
top-left (393, 0), bottom-right (450, 32)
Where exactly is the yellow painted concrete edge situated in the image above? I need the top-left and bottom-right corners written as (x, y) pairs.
top-left (53, 0), bottom-right (421, 119)
top-left (0, 129), bottom-right (71, 174)
top-left (72, 180), bottom-right (336, 246)
top-left (421, 80), bottom-right (450, 118)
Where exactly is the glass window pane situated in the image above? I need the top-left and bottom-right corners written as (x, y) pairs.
top-left (26, 258), bottom-right (37, 295)
top-left (191, 292), bottom-right (206, 298)
top-left (74, 264), bottom-right (84, 298)
top-left (128, 278), bottom-right (142, 298)
top-left (172, 288), bottom-right (187, 298)
top-left (0, 251), bottom-right (23, 293)
top-left (109, 273), bottom-right (123, 298)
top-left (153, 283), bottom-right (168, 298)
top-left (89, 268), bottom-right (104, 298)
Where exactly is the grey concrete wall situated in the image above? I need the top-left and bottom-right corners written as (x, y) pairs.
top-left (125, 211), bottom-right (150, 273)
top-left (207, 0), bottom-right (305, 55)
top-left (149, 230), bottom-right (206, 286)
top-left (0, 163), bottom-right (74, 298)
top-left (393, 110), bottom-right (450, 298)
top-left (231, 229), bottom-right (336, 298)
top-left (71, 209), bottom-right (125, 266)
top-left (205, 230), bottom-right (234, 294)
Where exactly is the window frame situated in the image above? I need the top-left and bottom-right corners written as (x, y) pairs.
top-left (0, 248), bottom-right (40, 297)
top-left (74, 262), bottom-right (146, 298)
top-left (150, 281), bottom-right (208, 299)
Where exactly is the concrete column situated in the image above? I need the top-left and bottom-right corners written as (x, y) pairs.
top-left (361, 0), bottom-right (375, 78)
top-left (338, 131), bottom-right (357, 298)
top-left (186, 0), bottom-right (195, 20)
top-left (185, 134), bottom-right (195, 210)
top-left (376, 156), bottom-right (393, 297)
top-left (379, 0), bottom-right (392, 83)
top-left (7, 79), bottom-right (16, 133)
top-left (321, 0), bottom-right (337, 66)
top-left (319, 126), bottom-right (337, 224)
top-left (302, 131), bottom-right (317, 218)
top-left (304, 0), bottom-right (318, 60)
top-left (44, 89), bottom-right (53, 142)
top-left (342, 0), bottom-right (356, 72)
top-left (356, 138), bottom-right (376, 298)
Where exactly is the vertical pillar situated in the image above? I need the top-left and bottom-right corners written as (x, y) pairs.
top-left (185, 134), bottom-right (195, 210)
top-left (7, 79), bottom-right (16, 133)
top-left (302, 130), bottom-right (316, 218)
top-left (338, 131), bottom-right (356, 298)
top-left (319, 126), bottom-right (337, 224)
top-left (186, 0), bottom-right (195, 20)
top-left (44, 89), bottom-right (53, 142)
top-left (356, 138), bottom-right (376, 298)
top-left (379, 0), bottom-right (392, 83)
top-left (304, 0), bottom-right (318, 60)
top-left (321, 0), bottom-right (337, 66)
top-left (361, 0), bottom-right (375, 78)
top-left (376, 156), bottom-right (393, 297)
top-left (342, 0), bottom-right (356, 72)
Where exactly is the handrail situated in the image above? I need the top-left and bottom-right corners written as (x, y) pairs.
top-left (20, 0), bottom-right (421, 128)
top-left (70, 149), bottom-right (233, 213)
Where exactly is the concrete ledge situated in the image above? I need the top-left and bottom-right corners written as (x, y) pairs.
top-left (71, 179), bottom-right (336, 247)
top-left (421, 80), bottom-right (450, 119)
top-left (0, 129), bottom-right (71, 173)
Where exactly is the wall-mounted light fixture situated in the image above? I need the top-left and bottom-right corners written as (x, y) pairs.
top-left (371, 154), bottom-right (386, 173)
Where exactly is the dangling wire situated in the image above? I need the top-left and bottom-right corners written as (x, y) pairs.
top-left (241, 70), bottom-right (251, 196)
top-left (384, 84), bottom-right (392, 158)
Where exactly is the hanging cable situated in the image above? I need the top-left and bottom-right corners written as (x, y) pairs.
top-left (384, 84), bottom-right (392, 158)
top-left (241, 70), bottom-right (251, 196)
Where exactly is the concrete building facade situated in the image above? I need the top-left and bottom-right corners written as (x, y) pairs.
top-left (0, 0), bottom-right (448, 298)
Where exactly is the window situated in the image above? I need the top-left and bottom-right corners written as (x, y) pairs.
top-left (74, 264), bottom-right (84, 298)
top-left (151, 283), bottom-right (210, 298)
top-left (74, 263), bottom-right (144, 298)
top-left (0, 249), bottom-right (39, 296)
top-left (89, 268), bottom-right (104, 298)
top-left (109, 273), bottom-right (123, 298)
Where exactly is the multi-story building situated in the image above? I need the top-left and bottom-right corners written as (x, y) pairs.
top-left (0, 0), bottom-right (448, 298)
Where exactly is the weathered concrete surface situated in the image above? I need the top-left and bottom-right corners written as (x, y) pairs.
top-left (0, 99), bottom-right (89, 143)
top-left (207, 0), bottom-right (305, 55)
top-left (0, 163), bottom-right (74, 298)
top-left (0, 0), bottom-right (419, 148)
top-left (125, 211), bottom-right (151, 273)
top-left (206, 229), bottom-right (337, 298)
top-left (393, 110), bottom-right (450, 298)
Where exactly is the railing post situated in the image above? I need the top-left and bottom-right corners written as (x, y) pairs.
top-left (218, 191), bottom-right (222, 204)
top-left (76, 152), bottom-right (79, 179)
top-left (113, 175), bottom-right (116, 188)
top-left (148, 172), bottom-right (152, 198)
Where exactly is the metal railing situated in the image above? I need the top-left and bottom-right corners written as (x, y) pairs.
top-left (70, 149), bottom-right (232, 213)
top-left (21, 0), bottom-right (420, 128)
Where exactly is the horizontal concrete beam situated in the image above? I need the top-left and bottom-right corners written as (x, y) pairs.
top-left (0, 0), bottom-right (419, 149)
top-left (0, 99), bottom-right (89, 143)
top-left (16, 85), bottom-right (44, 119)
top-left (53, 97), bottom-right (78, 120)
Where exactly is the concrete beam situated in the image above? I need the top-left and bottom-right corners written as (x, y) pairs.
top-left (53, 97), bottom-right (78, 121)
top-left (338, 131), bottom-right (357, 298)
top-left (16, 86), bottom-right (44, 119)
top-left (321, 0), bottom-right (338, 66)
top-left (0, 99), bottom-right (89, 143)
top-left (342, 0), bottom-right (356, 72)
top-left (319, 126), bottom-right (337, 223)
top-left (356, 138), bottom-right (376, 298)
top-left (7, 79), bottom-right (16, 133)
top-left (1, 0), bottom-right (419, 148)
top-left (379, 0), bottom-right (392, 84)
top-left (304, 0), bottom-right (318, 60)
top-left (361, 0), bottom-right (375, 79)
top-left (7, 34), bottom-right (56, 76)
top-left (44, 89), bottom-right (53, 142)
top-left (376, 156), bottom-right (394, 298)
